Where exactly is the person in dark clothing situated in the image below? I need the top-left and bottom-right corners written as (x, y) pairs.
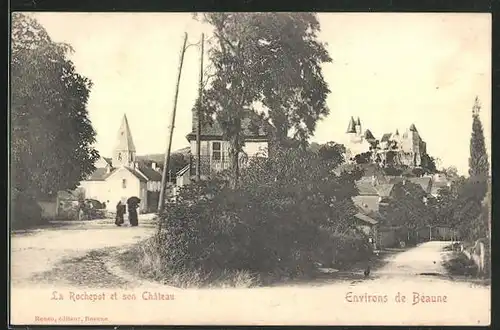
top-left (115, 201), bottom-right (125, 226)
top-left (127, 197), bottom-right (140, 227)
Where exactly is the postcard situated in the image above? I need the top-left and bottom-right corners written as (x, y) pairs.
top-left (9, 12), bottom-right (491, 326)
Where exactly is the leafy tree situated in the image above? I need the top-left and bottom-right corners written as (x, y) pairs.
top-left (469, 97), bottom-right (489, 179)
top-left (198, 13), bottom-right (331, 187)
top-left (382, 182), bottom-right (435, 241)
top-left (318, 142), bottom-right (346, 167)
top-left (11, 14), bottom-right (98, 224)
top-left (354, 151), bottom-right (372, 164)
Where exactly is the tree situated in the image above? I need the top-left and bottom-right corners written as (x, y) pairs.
top-left (198, 13), bottom-right (331, 187)
top-left (318, 142), bottom-right (346, 167)
top-left (469, 97), bottom-right (489, 178)
top-left (382, 182), bottom-right (435, 242)
top-left (11, 14), bottom-right (98, 221)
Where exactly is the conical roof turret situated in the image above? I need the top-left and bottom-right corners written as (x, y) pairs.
top-left (346, 117), bottom-right (356, 133)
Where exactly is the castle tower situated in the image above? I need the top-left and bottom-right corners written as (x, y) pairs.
top-left (112, 114), bottom-right (136, 168)
top-left (355, 117), bottom-right (362, 136)
top-left (408, 123), bottom-right (421, 166)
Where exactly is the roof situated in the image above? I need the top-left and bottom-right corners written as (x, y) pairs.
top-left (187, 113), bottom-right (268, 141)
top-left (354, 212), bottom-right (378, 225)
top-left (409, 123), bottom-right (418, 132)
top-left (352, 195), bottom-right (380, 213)
top-left (375, 183), bottom-right (395, 197)
top-left (364, 129), bottom-right (375, 140)
top-left (103, 157), bottom-right (112, 165)
top-left (408, 177), bottom-right (432, 193)
top-left (381, 133), bottom-right (392, 142)
top-left (356, 117), bottom-right (361, 125)
top-left (138, 166), bottom-right (162, 182)
top-left (176, 164), bottom-right (190, 176)
top-left (86, 168), bottom-right (115, 181)
top-left (355, 181), bottom-right (379, 195)
top-left (387, 176), bottom-right (433, 193)
top-left (346, 117), bottom-right (356, 133)
top-left (430, 181), bottom-right (450, 196)
top-left (125, 167), bottom-right (148, 182)
top-left (115, 114), bottom-right (136, 152)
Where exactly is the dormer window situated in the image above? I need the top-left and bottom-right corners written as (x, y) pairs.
top-left (118, 153), bottom-right (122, 161)
top-left (122, 179), bottom-right (127, 189)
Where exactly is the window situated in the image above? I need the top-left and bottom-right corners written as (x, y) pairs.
top-left (122, 179), bottom-right (127, 189)
top-left (118, 153), bottom-right (122, 161)
top-left (212, 142), bottom-right (221, 161)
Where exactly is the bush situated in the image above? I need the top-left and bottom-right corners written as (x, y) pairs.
top-left (152, 147), bottom-right (370, 286)
top-left (11, 189), bottom-right (44, 229)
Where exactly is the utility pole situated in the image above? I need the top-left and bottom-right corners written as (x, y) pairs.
top-left (158, 32), bottom-right (188, 214)
top-left (196, 33), bottom-right (204, 181)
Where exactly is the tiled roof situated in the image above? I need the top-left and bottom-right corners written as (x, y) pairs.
top-left (375, 183), bottom-right (395, 197)
top-left (386, 176), bottom-right (433, 193)
top-left (381, 133), bottom-right (392, 142)
top-left (408, 177), bottom-right (432, 193)
top-left (188, 114), bottom-right (267, 140)
top-left (352, 195), bottom-right (380, 213)
top-left (126, 167), bottom-right (148, 182)
top-left (86, 168), bottom-right (115, 181)
top-left (354, 212), bottom-right (378, 225)
top-left (138, 166), bottom-right (162, 182)
top-left (355, 181), bottom-right (379, 195)
top-left (364, 129), bottom-right (375, 140)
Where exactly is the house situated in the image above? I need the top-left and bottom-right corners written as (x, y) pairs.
top-left (178, 107), bottom-right (269, 184)
top-left (78, 114), bottom-right (163, 213)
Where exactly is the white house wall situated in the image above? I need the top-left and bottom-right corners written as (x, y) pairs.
top-left (80, 168), bottom-right (147, 212)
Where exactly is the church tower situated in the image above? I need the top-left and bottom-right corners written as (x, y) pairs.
top-left (112, 114), bottom-right (136, 168)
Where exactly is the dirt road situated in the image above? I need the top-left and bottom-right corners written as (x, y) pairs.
top-left (10, 220), bottom-right (490, 326)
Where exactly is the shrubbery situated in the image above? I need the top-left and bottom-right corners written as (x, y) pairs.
top-left (11, 189), bottom-right (44, 229)
top-left (146, 147), bottom-right (373, 287)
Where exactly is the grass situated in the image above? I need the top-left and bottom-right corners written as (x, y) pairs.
top-left (117, 238), bottom-right (260, 289)
top-left (116, 236), bottom-right (381, 289)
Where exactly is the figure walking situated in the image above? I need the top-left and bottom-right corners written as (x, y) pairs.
top-left (115, 201), bottom-right (125, 226)
top-left (127, 197), bottom-right (140, 227)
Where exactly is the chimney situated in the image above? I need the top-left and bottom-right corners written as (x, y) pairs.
top-left (134, 162), bottom-right (139, 169)
top-left (106, 166), bottom-right (111, 174)
top-left (371, 175), bottom-right (377, 186)
top-left (152, 162), bottom-right (157, 170)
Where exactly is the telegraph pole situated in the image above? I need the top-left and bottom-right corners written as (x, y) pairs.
top-left (158, 33), bottom-right (188, 214)
top-left (196, 33), bottom-right (204, 181)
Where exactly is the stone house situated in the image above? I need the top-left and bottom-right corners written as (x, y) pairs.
top-left (78, 114), bottom-right (162, 213)
top-left (177, 107), bottom-right (269, 184)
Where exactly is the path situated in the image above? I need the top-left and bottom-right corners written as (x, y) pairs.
top-left (10, 221), bottom-right (490, 326)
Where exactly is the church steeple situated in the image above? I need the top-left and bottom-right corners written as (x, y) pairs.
top-left (112, 114), bottom-right (136, 167)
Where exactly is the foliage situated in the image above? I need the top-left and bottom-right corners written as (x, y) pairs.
top-left (11, 13), bottom-right (99, 223)
top-left (198, 13), bottom-right (332, 187)
top-left (382, 182), bottom-right (436, 234)
top-left (154, 146), bottom-right (371, 285)
top-left (469, 97), bottom-right (489, 178)
top-left (354, 151), bottom-right (372, 164)
top-left (317, 142), bottom-right (346, 167)
top-left (435, 177), bottom-right (488, 240)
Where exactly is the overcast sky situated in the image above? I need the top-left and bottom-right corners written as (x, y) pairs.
top-left (30, 12), bottom-right (491, 175)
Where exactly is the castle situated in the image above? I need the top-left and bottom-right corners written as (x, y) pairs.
top-left (344, 117), bottom-right (427, 168)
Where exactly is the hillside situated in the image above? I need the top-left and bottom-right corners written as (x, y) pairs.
top-left (135, 146), bottom-right (191, 164)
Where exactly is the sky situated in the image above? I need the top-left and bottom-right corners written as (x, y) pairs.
top-left (29, 12), bottom-right (491, 175)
